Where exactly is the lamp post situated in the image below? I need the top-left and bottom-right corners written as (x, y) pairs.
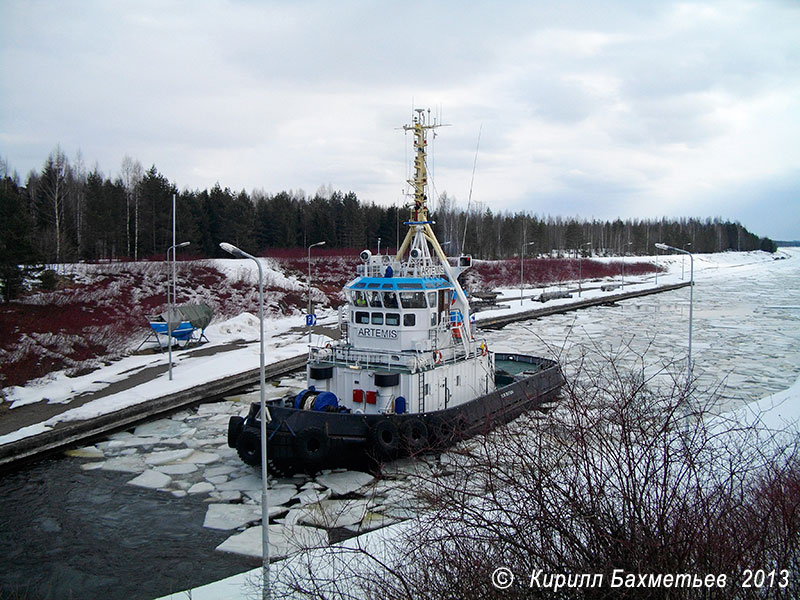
top-left (307, 241), bottom-right (326, 345)
top-left (655, 245), bottom-right (659, 286)
top-left (655, 242), bottom-right (694, 378)
top-left (621, 241), bottom-right (632, 288)
top-left (166, 241), bottom-right (189, 381)
top-left (219, 242), bottom-right (272, 600)
top-left (520, 240), bottom-right (536, 305)
top-left (681, 243), bottom-right (692, 280)
top-left (578, 242), bottom-right (592, 297)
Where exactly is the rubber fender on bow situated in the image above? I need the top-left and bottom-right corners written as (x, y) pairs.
top-left (370, 418), bottom-right (400, 458)
top-left (309, 365), bottom-right (333, 380)
top-left (293, 427), bottom-right (331, 465)
top-left (227, 416), bottom-right (244, 448)
top-left (236, 430), bottom-right (262, 466)
top-left (400, 417), bottom-right (429, 453)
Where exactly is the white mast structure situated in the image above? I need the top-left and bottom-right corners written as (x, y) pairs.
top-left (395, 109), bottom-right (474, 343)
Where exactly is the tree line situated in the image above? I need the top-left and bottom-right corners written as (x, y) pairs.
top-left (1, 148), bottom-right (777, 300)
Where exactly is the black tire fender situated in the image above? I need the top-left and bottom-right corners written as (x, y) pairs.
top-left (293, 427), bottom-right (331, 465)
top-left (236, 429), bottom-right (262, 466)
top-left (268, 458), bottom-right (297, 478)
top-left (370, 418), bottom-right (400, 458)
top-left (400, 417), bottom-right (429, 452)
top-left (428, 415), bottom-right (451, 446)
top-left (227, 416), bottom-right (245, 448)
top-left (429, 414), bottom-right (465, 447)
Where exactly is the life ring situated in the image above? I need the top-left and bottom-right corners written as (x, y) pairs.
top-left (433, 350), bottom-right (443, 364)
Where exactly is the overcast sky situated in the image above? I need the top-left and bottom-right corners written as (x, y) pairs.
top-left (2, 0), bottom-right (798, 239)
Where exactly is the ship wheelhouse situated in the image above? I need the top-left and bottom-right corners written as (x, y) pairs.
top-left (347, 276), bottom-right (454, 353)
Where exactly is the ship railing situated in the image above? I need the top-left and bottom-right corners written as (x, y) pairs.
top-left (309, 338), bottom-right (482, 373)
top-left (309, 344), bottom-right (418, 372)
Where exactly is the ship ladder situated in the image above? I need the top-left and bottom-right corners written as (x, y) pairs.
top-left (418, 370), bottom-right (425, 413)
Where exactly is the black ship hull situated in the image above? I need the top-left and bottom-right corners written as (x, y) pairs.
top-left (227, 353), bottom-right (564, 474)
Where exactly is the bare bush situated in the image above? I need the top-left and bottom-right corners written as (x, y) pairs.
top-left (274, 345), bottom-right (799, 599)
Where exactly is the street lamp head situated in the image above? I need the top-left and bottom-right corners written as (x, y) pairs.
top-left (177, 241), bottom-right (190, 248)
top-left (220, 242), bottom-right (246, 258)
top-left (654, 243), bottom-right (670, 251)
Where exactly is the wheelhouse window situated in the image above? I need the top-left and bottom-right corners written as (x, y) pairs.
top-left (371, 312), bottom-right (384, 325)
top-left (353, 291), bottom-right (368, 307)
top-left (404, 314), bottom-right (416, 326)
top-left (427, 291), bottom-right (437, 307)
top-left (355, 311), bottom-right (370, 324)
top-left (382, 291), bottom-right (399, 308)
top-left (368, 291), bottom-right (383, 307)
top-left (399, 291), bottom-right (426, 309)
top-left (385, 313), bottom-right (400, 326)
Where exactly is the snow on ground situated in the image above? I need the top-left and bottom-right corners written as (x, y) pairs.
top-left (212, 257), bottom-right (307, 292)
top-left (0, 249), bottom-right (793, 447)
top-left (478, 248), bottom-right (785, 322)
top-left (0, 308), bottom-right (338, 446)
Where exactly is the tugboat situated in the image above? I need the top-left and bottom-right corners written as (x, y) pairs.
top-left (227, 109), bottom-right (564, 473)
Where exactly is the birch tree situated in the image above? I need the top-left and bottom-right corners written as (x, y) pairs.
top-left (120, 155), bottom-right (143, 260)
top-left (39, 146), bottom-right (70, 263)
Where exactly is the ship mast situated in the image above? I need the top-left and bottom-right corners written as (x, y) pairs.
top-left (396, 109), bottom-right (448, 263)
top-left (406, 108), bottom-right (435, 223)
top-left (395, 108), bottom-right (474, 342)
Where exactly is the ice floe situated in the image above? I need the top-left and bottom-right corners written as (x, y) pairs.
top-left (188, 482), bottom-right (215, 495)
top-left (216, 524), bottom-right (329, 560)
top-left (315, 471), bottom-right (374, 496)
top-left (64, 396), bottom-right (432, 571)
top-left (144, 448), bottom-right (195, 465)
top-left (128, 470), bottom-right (172, 489)
top-left (203, 503), bottom-right (263, 530)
